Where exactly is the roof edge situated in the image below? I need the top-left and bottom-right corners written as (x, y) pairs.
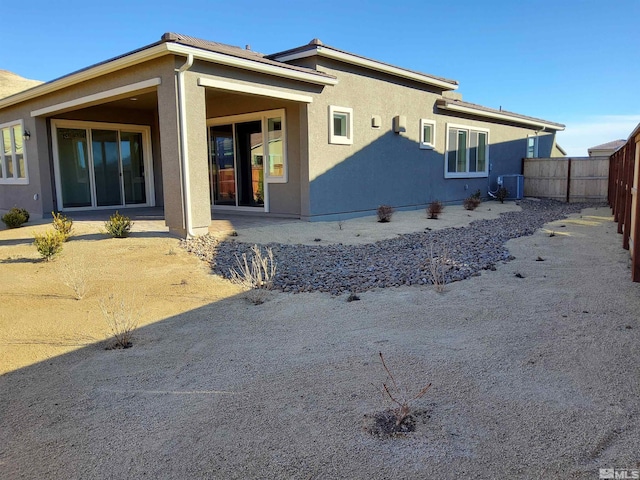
top-left (436, 98), bottom-right (565, 131)
top-left (269, 43), bottom-right (459, 91)
top-left (0, 35), bottom-right (337, 111)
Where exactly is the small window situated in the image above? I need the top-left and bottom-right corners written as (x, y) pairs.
top-left (0, 120), bottom-right (28, 185)
top-left (420, 119), bottom-right (436, 149)
top-left (329, 106), bottom-right (353, 145)
top-left (526, 136), bottom-right (538, 158)
top-left (445, 123), bottom-right (489, 178)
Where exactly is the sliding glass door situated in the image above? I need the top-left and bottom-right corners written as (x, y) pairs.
top-left (53, 121), bottom-right (152, 210)
top-left (208, 109), bottom-right (286, 210)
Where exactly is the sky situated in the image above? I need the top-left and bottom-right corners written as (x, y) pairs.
top-left (2, 0), bottom-right (639, 156)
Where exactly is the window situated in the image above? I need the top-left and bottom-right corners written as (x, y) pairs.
top-left (445, 124), bottom-right (489, 178)
top-left (526, 135), bottom-right (538, 158)
top-left (329, 106), bottom-right (353, 145)
top-left (0, 120), bottom-right (28, 184)
top-left (420, 119), bottom-right (436, 149)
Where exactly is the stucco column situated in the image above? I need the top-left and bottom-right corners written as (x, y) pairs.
top-left (182, 72), bottom-right (211, 235)
top-left (156, 68), bottom-right (210, 237)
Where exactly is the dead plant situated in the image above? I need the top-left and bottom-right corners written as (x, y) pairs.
top-left (57, 255), bottom-right (90, 300)
top-left (229, 244), bottom-right (277, 303)
top-left (99, 293), bottom-right (140, 348)
top-left (426, 242), bottom-right (450, 293)
top-left (378, 352), bottom-right (432, 427)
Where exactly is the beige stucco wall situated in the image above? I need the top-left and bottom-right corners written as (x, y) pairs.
top-left (300, 57), bottom-right (555, 218)
top-left (0, 56), bottom-right (176, 220)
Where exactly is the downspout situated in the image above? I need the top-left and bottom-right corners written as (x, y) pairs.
top-left (176, 53), bottom-right (195, 237)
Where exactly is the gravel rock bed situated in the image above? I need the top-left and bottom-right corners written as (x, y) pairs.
top-left (184, 199), bottom-right (593, 294)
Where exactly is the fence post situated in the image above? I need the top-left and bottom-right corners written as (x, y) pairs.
top-left (566, 158), bottom-right (572, 203)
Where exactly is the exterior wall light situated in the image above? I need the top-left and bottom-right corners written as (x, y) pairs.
top-left (23, 129), bottom-right (31, 141)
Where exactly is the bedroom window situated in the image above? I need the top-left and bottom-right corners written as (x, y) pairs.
top-left (0, 121), bottom-right (28, 184)
top-left (445, 124), bottom-right (489, 178)
top-left (329, 105), bottom-right (353, 145)
top-left (420, 119), bottom-right (436, 149)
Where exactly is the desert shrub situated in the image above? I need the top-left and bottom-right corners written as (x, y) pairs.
top-left (496, 186), bottom-right (509, 203)
top-left (99, 293), bottom-right (139, 348)
top-left (230, 244), bottom-right (277, 304)
top-left (471, 189), bottom-right (482, 200)
top-left (104, 211), bottom-right (133, 238)
top-left (2, 208), bottom-right (28, 228)
top-left (34, 230), bottom-right (65, 261)
top-left (57, 254), bottom-right (90, 300)
top-left (377, 205), bottom-right (394, 223)
top-left (426, 242), bottom-right (450, 293)
top-left (52, 212), bottom-right (73, 239)
top-left (463, 196), bottom-right (481, 211)
top-left (427, 200), bottom-right (443, 219)
top-left (377, 352), bottom-right (432, 428)
top-left (18, 208), bottom-right (30, 222)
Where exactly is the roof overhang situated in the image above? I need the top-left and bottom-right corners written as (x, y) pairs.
top-left (0, 43), bottom-right (336, 111)
top-left (272, 46), bottom-right (459, 91)
top-left (437, 99), bottom-right (565, 131)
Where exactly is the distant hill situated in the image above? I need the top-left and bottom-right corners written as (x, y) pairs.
top-left (0, 70), bottom-right (43, 99)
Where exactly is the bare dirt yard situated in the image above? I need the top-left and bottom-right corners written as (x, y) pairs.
top-left (1, 203), bottom-right (639, 479)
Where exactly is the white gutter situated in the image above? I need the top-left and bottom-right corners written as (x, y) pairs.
top-left (273, 46), bottom-right (458, 91)
top-left (176, 53), bottom-right (196, 238)
top-left (438, 102), bottom-right (565, 131)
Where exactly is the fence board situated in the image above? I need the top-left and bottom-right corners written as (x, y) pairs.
top-left (523, 157), bottom-right (609, 202)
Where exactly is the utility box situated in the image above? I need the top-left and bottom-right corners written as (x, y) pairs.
top-left (498, 174), bottom-right (524, 200)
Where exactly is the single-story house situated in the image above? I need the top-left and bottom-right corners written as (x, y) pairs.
top-left (0, 33), bottom-right (564, 237)
top-left (588, 139), bottom-right (626, 157)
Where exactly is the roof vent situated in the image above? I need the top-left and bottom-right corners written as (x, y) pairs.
top-left (245, 44), bottom-right (251, 50)
top-left (309, 38), bottom-right (323, 46)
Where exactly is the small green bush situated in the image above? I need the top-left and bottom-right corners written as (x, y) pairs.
top-left (52, 212), bottom-right (73, 240)
top-left (377, 205), bottom-right (394, 223)
top-left (427, 200), bottom-right (443, 219)
top-left (2, 208), bottom-right (28, 228)
top-left (496, 187), bottom-right (509, 203)
top-left (471, 189), bottom-right (482, 200)
top-left (34, 230), bottom-right (65, 261)
top-left (104, 211), bottom-right (133, 238)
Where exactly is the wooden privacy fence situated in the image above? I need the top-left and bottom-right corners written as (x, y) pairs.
top-left (609, 125), bottom-right (640, 282)
top-left (523, 157), bottom-right (609, 202)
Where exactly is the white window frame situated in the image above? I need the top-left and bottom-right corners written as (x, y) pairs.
top-left (444, 123), bottom-right (490, 179)
top-left (526, 135), bottom-right (539, 158)
top-left (207, 109), bottom-right (287, 213)
top-left (328, 105), bottom-right (353, 145)
top-left (51, 119), bottom-right (155, 211)
top-left (419, 119), bottom-right (436, 149)
top-left (0, 119), bottom-right (29, 185)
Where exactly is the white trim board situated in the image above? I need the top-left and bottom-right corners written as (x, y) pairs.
top-left (197, 78), bottom-right (313, 103)
top-left (438, 102), bottom-right (564, 131)
top-left (273, 46), bottom-right (458, 91)
top-left (31, 78), bottom-right (162, 117)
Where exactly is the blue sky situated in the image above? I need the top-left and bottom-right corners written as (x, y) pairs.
top-left (3, 0), bottom-right (639, 155)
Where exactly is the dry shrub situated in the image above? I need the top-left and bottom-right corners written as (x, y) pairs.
top-left (2, 208), bottom-right (28, 228)
top-left (377, 205), bottom-right (394, 223)
top-left (427, 200), bottom-right (443, 219)
top-left (378, 352), bottom-right (432, 427)
top-left (426, 242), bottom-right (450, 293)
top-left (34, 230), bottom-right (65, 261)
top-left (463, 196), bottom-right (481, 211)
top-left (496, 186), bottom-right (509, 203)
top-left (57, 252), bottom-right (90, 300)
top-left (99, 293), bottom-right (140, 348)
top-left (230, 244), bottom-right (277, 304)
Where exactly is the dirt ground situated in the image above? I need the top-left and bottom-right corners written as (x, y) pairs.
top-left (1, 204), bottom-right (639, 479)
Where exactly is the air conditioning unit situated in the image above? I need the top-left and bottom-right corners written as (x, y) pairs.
top-left (497, 174), bottom-right (524, 200)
